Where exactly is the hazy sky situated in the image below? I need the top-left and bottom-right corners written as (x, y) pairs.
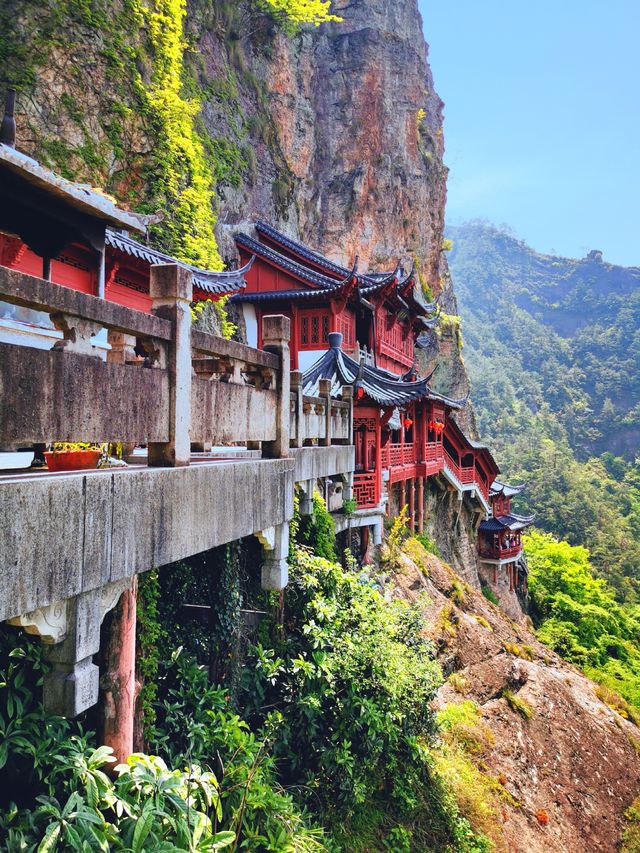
top-left (420, 0), bottom-right (640, 266)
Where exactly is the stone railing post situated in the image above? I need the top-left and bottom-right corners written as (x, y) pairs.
top-left (319, 378), bottom-right (332, 447)
top-left (290, 369), bottom-right (304, 448)
top-left (262, 315), bottom-right (291, 458)
top-left (342, 384), bottom-right (354, 445)
top-left (148, 264), bottom-right (192, 467)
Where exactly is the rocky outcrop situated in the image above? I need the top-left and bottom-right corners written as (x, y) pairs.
top-left (392, 544), bottom-right (640, 853)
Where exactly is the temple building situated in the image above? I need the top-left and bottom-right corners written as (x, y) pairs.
top-left (477, 481), bottom-right (535, 594)
top-left (0, 122), bottom-right (533, 593)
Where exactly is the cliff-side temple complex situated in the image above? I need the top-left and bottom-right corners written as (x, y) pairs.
top-left (0, 97), bottom-right (532, 760)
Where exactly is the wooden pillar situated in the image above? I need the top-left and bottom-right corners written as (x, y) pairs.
top-left (408, 477), bottom-right (415, 531)
top-left (400, 480), bottom-right (406, 514)
top-left (417, 476), bottom-right (424, 533)
top-left (361, 525), bottom-right (370, 563)
top-left (102, 578), bottom-right (138, 764)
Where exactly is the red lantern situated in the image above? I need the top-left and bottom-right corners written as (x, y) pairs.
top-left (403, 418), bottom-right (413, 429)
top-left (356, 387), bottom-right (365, 400)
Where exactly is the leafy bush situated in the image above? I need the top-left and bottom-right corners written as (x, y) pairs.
top-left (414, 531), bottom-right (441, 557)
top-left (297, 491), bottom-right (337, 561)
top-left (526, 530), bottom-right (640, 711)
top-left (0, 633), bottom-right (235, 851)
top-left (151, 649), bottom-right (328, 851)
top-left (238, 546), bottom-right (489, 850)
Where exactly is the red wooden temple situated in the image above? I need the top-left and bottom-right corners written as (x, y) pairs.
top-left (0, 140), bottom-right (533, 579)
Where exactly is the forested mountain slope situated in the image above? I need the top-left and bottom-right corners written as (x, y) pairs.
top-left (448, 221), bottom-right (640, 599)
top-left (448, 221), bottom-right (639, 460)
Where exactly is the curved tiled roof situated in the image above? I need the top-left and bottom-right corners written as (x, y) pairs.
top-left (479, 513), bottom-right (535, 533)
top-left (255, 220), bottom-right (352, 280)
top-left (235, 232), bottom-right (355, 290)
top-left (302, 333), bottom-right (465, 408)
top-left (106, 230), bottom-right (252, 295)
top-left (490, 480), bottom-right (526, 498)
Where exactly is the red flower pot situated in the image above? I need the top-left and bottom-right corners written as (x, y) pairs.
top-left (44, 450), bottom-right (102, 472)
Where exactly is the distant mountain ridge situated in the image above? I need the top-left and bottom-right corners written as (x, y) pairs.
top-left (447, 220), bottom-right (640, 461)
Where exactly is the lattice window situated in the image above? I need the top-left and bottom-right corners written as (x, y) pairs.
top-left (354, 417), bottom-right (377, 431)
top-left (299, 309), bottom-right (331, 349)
top-left (114, 273), bottom-right (148, 294)
top-left (57, 253), bottom-right (90, 271)
top-left (335, 311), bottom-right (355, 349)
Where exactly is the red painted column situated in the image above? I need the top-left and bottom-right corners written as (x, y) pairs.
top-left (361, 525), bottom-right (371, 563)
top-left (102, 578), bottom-right (138, 764)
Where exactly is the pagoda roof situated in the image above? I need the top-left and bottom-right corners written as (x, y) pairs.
top-left (479, 513), bottom-right (535, 533)
top-left (255, 220), bottom-right (353, 280)
top-left (490, 479), bottom-right (526, 498)
top-left (235, 231), bottom-right (356, 291)
top-left (302, 332), bottom-right (465, 408)
top-left (250, 221), bottom-right (439, 314)
top-left (106, 230), bottom-right (252, 295)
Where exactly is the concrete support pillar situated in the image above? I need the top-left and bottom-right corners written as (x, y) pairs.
top-left (408, 478), bottom-right (415, 532)
top-left (262, 315), bottom-right (291, 458)
top-left (7, 578), bottom-right (133, 719)
top-left (148, 264), bottom-right (193, 467)
top-left (258, 523), bottom-right (290, 590)
top-left (291, 370), bottom-right (304, 448)
top-left (417, 476), bottom-right (424, 533)
top-left (43, 593), bottom-right (101, 717)
top-left (319, 378), bottom-right (332, 447)
top-left (101, 578), bottom-right (138, 764)
top-left (372, 518), bottom-right (383, 546)
top-left (299, 479), bottom-right (315, 516)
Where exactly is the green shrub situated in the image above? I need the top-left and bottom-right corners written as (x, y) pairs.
top-left (238, 546), bottom-right (488, 850)
top-left (502, 689), bottom-right (535, 720)
top-left (298, 491), bottom-right (337, 561)
top-left (414, 531), bottom-right (441, 557)
top-left (481, 585), bottom-right (499, 605)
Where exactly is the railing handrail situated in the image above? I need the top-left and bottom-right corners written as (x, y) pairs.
top-left (192, 328), bottom-right (278, 370)
top-left (0, 265), bottom-right (173, 341)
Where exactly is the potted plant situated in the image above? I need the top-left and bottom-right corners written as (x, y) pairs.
top-left (44, 442), bottom-right (104, 472)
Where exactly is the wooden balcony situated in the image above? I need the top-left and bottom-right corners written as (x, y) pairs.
top-left (478, 544), bottom-right (522, 562)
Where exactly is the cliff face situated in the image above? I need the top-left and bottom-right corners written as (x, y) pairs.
top-left (2, 0), bottom-right (450, 292)
top-left (392, 545), bottom-right (640, 853)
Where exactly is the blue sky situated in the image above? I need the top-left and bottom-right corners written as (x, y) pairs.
top-left (419, 0), bottom-right (640, 266)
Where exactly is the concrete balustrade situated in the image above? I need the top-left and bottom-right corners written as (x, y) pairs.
top-left (0, 262), bottom-right (355, 727)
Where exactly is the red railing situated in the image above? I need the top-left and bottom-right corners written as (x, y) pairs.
top-left (424, 441), bottom-right (444, 463)
top-left (353, 472), bottom-right (378, 509)
top-left (389, 443), bottom-right (403, 466)
top-left (478, 544), bottom-right (522, 561)
top-left (443, 451), bottom-right (490, 505)
top-left (444, 450), bottom-right (460, 480)
top-left (475, 477), bottom-right (490, 502)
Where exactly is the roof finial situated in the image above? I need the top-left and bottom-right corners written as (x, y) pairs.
top-left (0, 88), bottom-right (16, 148)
